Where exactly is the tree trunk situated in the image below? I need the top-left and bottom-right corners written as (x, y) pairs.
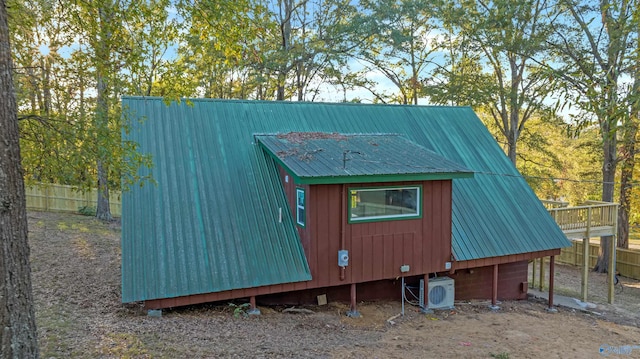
top-left (617, 122), bottom-right (636, 249)
top-left (95, 6), bottom-right (112, 221)
top-left (277, 0), bottom-right (293, 101)
top-left (594, 131), bottom-right (617, 273)
top-left (619, 17), bottom-right (640, 249)
top-left (0, 0), bottom-right (40, 356)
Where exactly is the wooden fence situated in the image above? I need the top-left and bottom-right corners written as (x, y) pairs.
top-left (557, 239), bottom-right (640, 280)
top-left (25, 183), bottom-right (121, 217)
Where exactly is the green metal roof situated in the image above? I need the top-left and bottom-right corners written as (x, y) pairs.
top-left (121, 97), bottom-right (571, 303)
top-left (255, 133), bottom-right (473, 184)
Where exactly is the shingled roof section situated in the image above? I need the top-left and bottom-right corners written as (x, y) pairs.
top-left (121, 97), bottom-right (571, 303)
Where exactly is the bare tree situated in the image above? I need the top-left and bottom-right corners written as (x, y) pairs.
top-left (0, 0), bottom-right (39, 357)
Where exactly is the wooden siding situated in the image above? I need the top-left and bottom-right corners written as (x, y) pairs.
top-left (282, 172), bottom-right (453, 288)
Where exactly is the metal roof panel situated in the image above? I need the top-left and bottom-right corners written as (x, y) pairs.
top-left (121, 98), bottom-right (571, 302)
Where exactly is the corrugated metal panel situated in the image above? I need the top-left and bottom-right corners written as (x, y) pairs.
top-left (255, 133), bottom-right (472, 183)
top-left (121, 97), bottom-right (571, 302)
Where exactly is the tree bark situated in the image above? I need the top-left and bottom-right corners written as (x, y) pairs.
top-left (593, 124), bottom-right (617, 272)
top-left (95, 6), bottom-right (112, 221)
top-left (617, 122), bottom-right (636, 249)
top-left (0, 0), bottom-right (40, 356)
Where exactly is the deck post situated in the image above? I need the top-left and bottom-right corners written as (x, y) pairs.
top-left (581, 207), bottom-right (591, 302)
top-left (538, 257), bottom-right (545, 291)
top-left (531, 258), bottom-right (537, 288)
top-left (547, 256), bottom-right (557, 312)
top-left (581, 236), bottom-right (589, 302)
top-left (607, 205), bottom-right (618, 304)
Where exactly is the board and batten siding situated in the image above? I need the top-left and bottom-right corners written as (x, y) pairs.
top-left (280, 163), bottom-right (453, 287)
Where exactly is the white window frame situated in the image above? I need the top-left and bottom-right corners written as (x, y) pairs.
top-left (296, 188), bottom-right (305, 227)
top-left (349, 186), bottom-right (421, 223)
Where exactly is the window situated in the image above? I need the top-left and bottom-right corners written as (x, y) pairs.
top-left (349, 186), bottom-right (420, 223)
top-left (296, 188), bottom-right (305, 226)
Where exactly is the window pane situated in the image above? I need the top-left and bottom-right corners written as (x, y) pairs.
top-left (350, 187), bottom-right (420, 222)
top-left (296, 188), bottom-right (305, 226)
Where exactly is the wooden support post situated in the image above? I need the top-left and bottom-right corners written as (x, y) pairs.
top-left (538, 257), bottom-right (545, 291)
top-left (581, 206), bottom-right (592, 302)
top-left (531, 258), bottom-right (537, 288)
top-left (347, 283), bottom-right (360, 318)
top-left (607, 205), bottom-right (618, 304)
top-left (247, 296), bottom-right (261, 315)
top-left (581, 236), bottom-right (589, 302)
top-left (548, 256), bottom-right (555, 309)
top-left (490, 264), bottom-right (499, 309)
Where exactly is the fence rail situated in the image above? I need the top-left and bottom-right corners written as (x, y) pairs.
top-left (557, 240), bottom-right (640, 280)
top-left (25, 183), bottom-right (121, 217)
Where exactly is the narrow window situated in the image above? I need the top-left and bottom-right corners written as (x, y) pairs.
top-left (296, 188), bottom-right (305, 227)
top-left (349, 186), bottom-right (421, 223)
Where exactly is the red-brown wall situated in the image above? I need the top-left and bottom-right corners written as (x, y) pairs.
top-left (281, 166), bottom-right (454, 288)
top-left (448, 261), bottom-right (529, 301)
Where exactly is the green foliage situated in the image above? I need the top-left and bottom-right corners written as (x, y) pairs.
top-left (10, 0), bottom-right (638, 228)
top-left (428, 0), bottom-right (556, 164)
top-left (12, 0), bottom-right (158, 200)
top-left (228, 302), bottom-right (251, 318)
top-left (490, 352), bottom-right (510, 359)
top-left (353, 0), bottom-right (438, 104)
top-left (78, 206), bottom-right (96, 216)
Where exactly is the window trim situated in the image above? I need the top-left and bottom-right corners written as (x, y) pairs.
top-left (296, 187), bottom-right (306, 227)
top-left (348, 185), bottom-right (422, 224)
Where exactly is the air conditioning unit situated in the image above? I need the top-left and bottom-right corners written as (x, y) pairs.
top-left (427, 277), bottom-right (455, 310)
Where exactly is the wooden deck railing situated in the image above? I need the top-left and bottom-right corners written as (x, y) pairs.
top-left (547, 202), bottom-right (617, 238)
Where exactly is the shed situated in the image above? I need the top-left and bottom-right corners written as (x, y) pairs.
top-left (120, 97), bottom-right (571, 310)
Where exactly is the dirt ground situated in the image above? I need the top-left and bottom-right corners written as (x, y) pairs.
top-left (29, 211), bottom-right (640, 358)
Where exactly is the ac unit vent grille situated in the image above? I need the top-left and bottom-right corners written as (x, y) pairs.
top-left (429, 285), bottom-right (447, 305)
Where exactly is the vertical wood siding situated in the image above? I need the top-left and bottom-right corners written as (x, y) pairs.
top-left (281, 168), bottom-right (453, 288)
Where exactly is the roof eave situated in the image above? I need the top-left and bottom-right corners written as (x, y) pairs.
top-left (295, 172), bottom-right (474, 185)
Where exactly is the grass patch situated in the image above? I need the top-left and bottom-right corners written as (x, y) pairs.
top-left (490, 352), bottom-right (510, 359)
top-left (37, 306), bottom-right (80, 358)
top-left (96, 333), bottom-right (151, 358)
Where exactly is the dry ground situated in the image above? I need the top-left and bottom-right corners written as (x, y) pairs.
top-left (29, 211), bottom-right (640, 359)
